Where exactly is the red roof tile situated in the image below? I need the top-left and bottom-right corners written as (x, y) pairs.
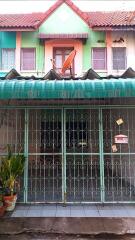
top-left (86, 11), bottom-right (135, 27)
top-left (0, 1), bottom-right (64, 30)
top-left (0, 0), bottom-right (89, 30)
top-left (0, 13), bottom-right (46, 30)
top-left (0, 1), bottom-right (135, 30)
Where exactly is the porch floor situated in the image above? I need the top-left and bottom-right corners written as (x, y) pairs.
top-left (11, 204), bottom-right (135, 217)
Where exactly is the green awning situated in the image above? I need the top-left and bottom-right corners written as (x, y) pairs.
top-left (0, 79), bottom-right (135, 99)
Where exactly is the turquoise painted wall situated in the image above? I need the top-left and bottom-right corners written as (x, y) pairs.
top-left (21, 32), bottom-right (44, 72)
top-left (0, 32), bottom-right (16, 48)
top-left (0, 32), bottom-right (16, 70)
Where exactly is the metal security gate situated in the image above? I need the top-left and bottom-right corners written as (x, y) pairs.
top-left (65, 109), bottom-right (101, 202)
top-left (103, 108), bottom-right (135, 202)
top-left (0, 107), bottom-right (135, 203)
top-left (27, 108), bottom-right (101, 203)
top-left (23, 107), bottom-right (135, 203)
top-left (28, 109), bottom-right (63, 202)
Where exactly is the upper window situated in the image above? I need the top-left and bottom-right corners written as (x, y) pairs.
top-left (112, 47), bottom-right (126, 70)
top-left (1, 48), bottom-right (15, 70)
top-left (53, 47), bottom-right (74, 76)
top-left (21, 48), bottom-right (36, 71)
top-left (92, 48), bottom-right (106, 70)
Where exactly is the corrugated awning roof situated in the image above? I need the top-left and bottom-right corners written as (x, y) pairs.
top-left (0, 79), bottom-right (135, 99)
top-left (38, 33), bottom-right (88, 39)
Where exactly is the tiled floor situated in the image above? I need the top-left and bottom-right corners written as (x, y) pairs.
top-left (11, 204), bottom-right (135, 217)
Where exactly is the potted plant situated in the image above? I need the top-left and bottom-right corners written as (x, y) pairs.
top-left (0, 145), bottom-right (25, 211)
top-left (0, 188), bottom-right (6, 217)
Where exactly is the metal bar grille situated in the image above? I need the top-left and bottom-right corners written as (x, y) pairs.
top-left (0, 109), bottom-right (25, 202)
top-left (103, 108), bottom-right (135, 202)
top-left (27, 109), bottom-right (62, 202)
top-left (65, 109), bottom-right (100, 202)
top-left (0, 107), bottom-right (135, 203)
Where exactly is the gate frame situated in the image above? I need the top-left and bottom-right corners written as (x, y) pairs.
top-left (1, 104), bottom-right (135, 204)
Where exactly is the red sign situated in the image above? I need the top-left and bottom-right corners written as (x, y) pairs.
top-left (114, 134), bottom-right (128, 144)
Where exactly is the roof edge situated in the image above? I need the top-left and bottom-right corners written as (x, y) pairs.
top-left (0, 27), bottom-right (36, 31)
top-left (37, 0), bottom-right (90, 29)
top-left (92, 26), bottom-right (135, 31)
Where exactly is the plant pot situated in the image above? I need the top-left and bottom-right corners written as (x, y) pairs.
top-left (3, 194), bottom-right (17, 211)
top-left (0, 205), bottom-right (6, 217)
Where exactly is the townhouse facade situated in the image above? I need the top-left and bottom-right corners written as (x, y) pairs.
top-left (0, 0), bottom-right (135, 204)
top-left (0, 1), bottom-right (135, 77)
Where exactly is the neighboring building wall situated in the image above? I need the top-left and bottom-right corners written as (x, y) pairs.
top-left (106, 31), bottom-right (135, 75)
top-left (0, 32), bottom-right (16, 48)
top-left (126, 32), bottom-right (135, 70)
top-left (0, 32), bottom-right (16, 76)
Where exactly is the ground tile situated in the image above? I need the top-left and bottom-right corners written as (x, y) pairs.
top-left (84, 210), bottom-right (100, 217)
top-left (98, 210), bottom-right (116, 217)
top-left (55, 210), bottom-right (71, 217)
top-left (70, 210), bottom-right (85, 217)
top-left (11, 210), bottom-right (28, 217)
top-left (29, 206), bottom-right (44, 211)
top-left (26, 210), bottom-right (42, 217)
top-left (41, 210), bottom-right (56, 217)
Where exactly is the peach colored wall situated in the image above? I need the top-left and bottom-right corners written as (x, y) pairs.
top-left (106, 32), bottom-right (112, 75)
top-left (44, 39), bottom-right (83, 77)
top-left (15, 32), bottom-right (21, 71)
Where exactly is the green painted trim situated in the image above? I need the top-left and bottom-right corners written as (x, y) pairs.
top-left (99, 109), bottom-right (105, 203)
top-left (61, 108), bottom-right (64, 202)
top-left (63, 109), bottom-right (67, 203)
top-left (24, 109), bottom-right (29, 203)
top-left (1, 105), bottom-right (135, 109)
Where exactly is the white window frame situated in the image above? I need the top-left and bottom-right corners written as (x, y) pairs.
top-left (1, 48), bottom-right (15, 71)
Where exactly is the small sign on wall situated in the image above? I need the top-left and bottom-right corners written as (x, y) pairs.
top-left (114, 134), bottom-right (128, 144)
top-left (116, 118), bottom-right (124, 125)
top-left (112, 144), bottom-right (118, 152)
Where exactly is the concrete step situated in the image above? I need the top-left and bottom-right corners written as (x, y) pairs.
top-left (0, 217), bottom-right (135, 236)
